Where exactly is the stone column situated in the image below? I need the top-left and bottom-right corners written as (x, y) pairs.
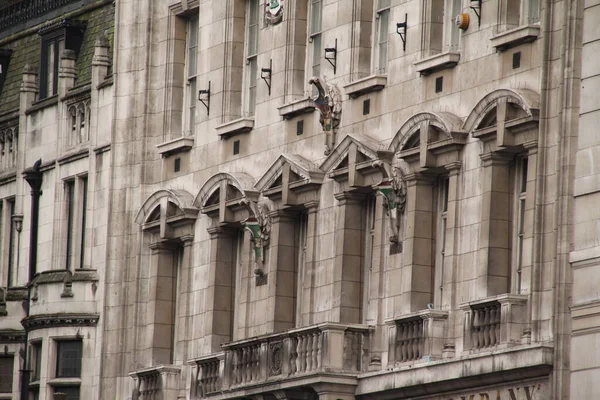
top-left (267, 210), bottom-right (298, 332)
top-left (400, 173), bottom-right (435, 313)
top-left (58, 49), bottom-right (77, 97)
top-left (205, 226), bottom-right (237, 352)
top-left (332, 192), bottom-right (366, 323)
top-left (477, 152), bottom-right (513, 298)
top-left (175, 235), bottom-right (194, 397)
top-left (299, 200), bottom-right (319, 326)
top-left (147, 241), bottom-right (178, 366)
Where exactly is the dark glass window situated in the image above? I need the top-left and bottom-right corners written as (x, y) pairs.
top-left (54, 386), bottom-right (80, 400)
top-left (56, 341), bottom-right (82, 378)
top-left (0, 356), bottom-right (13, 393)
top-left (30, 342), bottom-right (42, 382)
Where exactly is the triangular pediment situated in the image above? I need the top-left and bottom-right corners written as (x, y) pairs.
top-left (320, 133), bottom-right (388, 175)
top-left (256, 154), bottom-right (324, 192)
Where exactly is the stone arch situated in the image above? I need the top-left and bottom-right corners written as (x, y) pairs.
top-left (135, 189), bottom-right (197, 225)
top-left (194, 172), bottom-right (258, 209)
top-left (388, 111), bottom-right (464, 153)
top-left (462, 88), bottom-right (540, 133)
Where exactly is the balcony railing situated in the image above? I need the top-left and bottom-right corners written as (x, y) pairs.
top-left (129, 365), bottom-right (181, 400)
top-left (387, 309), bottom-right (448, 365)
top-left (460, 294), bottom-right (528, 352)
top-left (190, 323), bottom-right (372, 398)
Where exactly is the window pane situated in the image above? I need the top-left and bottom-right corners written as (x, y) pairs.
top-left (31, 342), bottom-right (42, 382)
top-left (79, 177), bottom-right (88, 269)
top-left (56, 341), bottom-right (82, 378)
top-left (0, 357), bottom-right (13, 393)
top-left (378, 0), bottom-right (390, 10)
top-left (312, 34), bottom-right (321, 77)
top-left (188, 77), bottom-right (197, 133)
top-left (187, 17), bottom-right (198, 77)
top-left (54, 386), bottom-right (80, 400)
top-left (46, 41), bottom-right (55, 96)
top-left (248, 58), bottom-right (257, 115)
top-left (65, 181), bottom-right (75, 270)
top-left (378, 9), bottom-right (389, 73)
top-left (311, 0), bottom-right (322, 34)
top-left (529, 0), bottom-right (540, 23)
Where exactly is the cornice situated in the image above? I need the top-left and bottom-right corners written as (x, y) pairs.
top-left (21, 313), bottom-right (100, 332)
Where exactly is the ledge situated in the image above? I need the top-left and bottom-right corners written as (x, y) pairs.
top-left (459, 293), bottom-right (528, 310)
top-left (31, 269), bottom-right (99, 285)
top-left (26, 95), bottom-right (59, 115)
top-left (96, 75), bottom-right (113, 90)
top-left (6, 287), bottom-right (28, 301)
top-left (94, 143), bottom-right (111, 154)
top-left (157, 136), bottom-right (194, 157)
top-left (58, 146), bottom-right (89, 165)
top-left (343, 75), bottom-right (387, 98)
top-left (21, 313), bottom-right (100, 331)
top-left (277, 98), bottom-right (315, 119)
top-left (0, 329), bottom-right (25, 344)
top-left (0, 168), bottom-right (17, 184)
top-left (356, 344), bottom-right (553, 400)
top-left (414, 51), bottom-right (460, 76)
top-left (216, 117), bottom-right (254, 139)
top-left (384, 309), bottom-right (449, 325)
top-left (491, 25), bottom-right (540, 52)
top-left (129, 364), bottom-right (182, 378)
top-left (47, 378), bottom-right (81, 387)
top-left (61, 83), bottom-right (91, 102)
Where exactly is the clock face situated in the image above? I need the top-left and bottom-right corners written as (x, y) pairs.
top-left (455, 13), bottom-right (469, 30)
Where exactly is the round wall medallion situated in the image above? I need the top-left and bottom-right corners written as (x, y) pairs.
top-left (455, 13), bottom-right (470, 30)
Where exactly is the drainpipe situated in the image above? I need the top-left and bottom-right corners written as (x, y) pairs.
top-left (20, 159), bottom-right (43, 400)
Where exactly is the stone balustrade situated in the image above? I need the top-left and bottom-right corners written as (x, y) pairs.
top-left (386, 309), bottom-right (448, 365)
top-left (460, 294), bottom-right (528, 352)
top-left (190, 323), bottom-right (372, 398)
top-left (130, 365), bottom-right (182, 400)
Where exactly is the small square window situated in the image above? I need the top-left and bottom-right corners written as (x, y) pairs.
top-left (56, 340), bottom-right (82, 378)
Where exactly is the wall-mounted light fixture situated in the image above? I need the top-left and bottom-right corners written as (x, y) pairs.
top-left (261, 59), bottom-right (272, 96)
top-left (198, 81), bottom-right (211, 115)
top-left (470, 0), bottom-right (482, 27)
top-left (324, 39), bottom-right (337, 74)
top-left (396, 14), bottom-right (408, 52)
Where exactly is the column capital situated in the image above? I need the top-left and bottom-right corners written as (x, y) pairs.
top-left (268, 209), bottom-right (296, 223)
top-left (303, 200), bottom-right (320, 212)
top-left (404, 172), bottom-right (436, 185)
top-left (180, 234), bottom-right (195, 245)
top-left (334, 191), bottom-right (367, 204)
top-left (523, 139), bottom-right (538, 154)
top-left (207, 225), bottom-right (239, 239)
top-left (148, 240), bottom-right (178, 253)
top-left (444, 161), bottom-right (462, 175)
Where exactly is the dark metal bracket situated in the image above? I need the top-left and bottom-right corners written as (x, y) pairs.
top-left (470, 0), bottom-right (482, 27)
top-left (396, 14), bottom-right (407, 52)
top-left (198, 81), bottom-right (211, 115)
top-left (324, 39), bottom-right (337, 74)
top-left (261, 59), bottom-right (272, 96)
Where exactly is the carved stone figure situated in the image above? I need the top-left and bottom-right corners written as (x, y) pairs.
top-left (373, 161), bottom-right (408, 243)
top-left (265, 0), bottom-right (284, 25)
top-left (242, 199), bottom-right (272, 265)
top-left (309, 77), bottom-right (342, 155)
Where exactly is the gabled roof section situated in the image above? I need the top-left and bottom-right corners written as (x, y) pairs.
top-left (195, 172), bottom-right (258, 209)
top-left (320, 133), bottom-right (387, 175)
top-left (256, 154), bottom-right (324, 192)
top-left (135, 189), bottom-right (197, 225)
top-left (388, 111), bottom-right (465, 153)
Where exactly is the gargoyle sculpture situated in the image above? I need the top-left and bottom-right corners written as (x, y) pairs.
top-left (309, 77), bottom-right (341, 155)
top-left (241, 199), bottom-right (272, 264)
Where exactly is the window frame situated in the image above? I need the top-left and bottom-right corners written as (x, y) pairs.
top-left (373, 0), bottom-right (391, 74)
top-left (362, 194), bottom-right (377, 324)
top-left (39, 31), bottom-right (65, 99)
top-left (244, 0), bottom-right (260, 116)
top-left (64, 176), bottom-right (88, 270)
top-left (55, 340), bottom-right (83, 379)
top-left (0, 355), bottom-right (14, 394)
top-left (511, 156), bottom-right (529, 294)
top-left (434, 175), bottom-right (449, 307)
top-left (307, 0), bottom-right (323, 91)
top-left (183, 15), bottom-right (199, 136)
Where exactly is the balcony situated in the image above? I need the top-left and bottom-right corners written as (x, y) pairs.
top-left (386, 309), bottom-right (448, 365)
top-left (460, 294), bottom-right (528, 352)
top-left (130, 365), bottom-right (181, 400)
top-left (190, 323), bottom-right (372, 399)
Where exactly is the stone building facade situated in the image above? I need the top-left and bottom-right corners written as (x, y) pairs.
top-left (0, 0), bottom-right (599, 399)
top-left (0, 0), bottom-right (115, 399)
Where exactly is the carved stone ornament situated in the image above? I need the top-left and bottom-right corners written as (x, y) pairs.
top-left (242, 199), bottom-right (272, 264)
top-left (264, 0), bottom-right (284, 25)
top-left (373, 161), bottom-right (407, 243)
top-left (309, 77), bottom-right (342, 155)
top-left (269, 341), bottom-right (283, 376)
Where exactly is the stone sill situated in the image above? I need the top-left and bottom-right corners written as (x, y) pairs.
top-left (216, 117), bottom-right (254, 139)
top-left (157, 136), bottom-right (194, 157)
top-left (459, 293), bottom-right (528, 310)
top-left (58, 146), bottom-right (89, 165)
top-left (384, 309), bottom-right (449, 325)
top-left (570, 244), bottom-right (600, 265)
top-left (129, 364), bottom-right (181, 378)
top-left (414, 51), bottom-right (460, 76)
top-left (277, 98), bottom-right (315, 119)
top-left (47, 377), bottom-right (81, 386)
top-left (491, 25), bottom-right (540, 52)
top-left (343, 74), bottom-right (387, 98)
top-left (355, 344), bottom-right (553, 400)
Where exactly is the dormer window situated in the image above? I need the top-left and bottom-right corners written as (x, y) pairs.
top-left (38, 19), bottom-right (86, 99)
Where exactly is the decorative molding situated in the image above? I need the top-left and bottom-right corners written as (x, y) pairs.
top-left (21, 313), bottom-right (100, 332)
top-left (343, 74), bottom-right (387, 98)
top-left (93, 143), bottom-right (111, 154)
top-left (0, 329), bottom-right (25, 344)
top-left (414, 51), bottom-right (460, 76)
top-left (57, 147), bottom-right (89, 165)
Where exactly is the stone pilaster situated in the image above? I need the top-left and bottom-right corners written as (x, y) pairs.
top-left (58, 49), bottom-right (77, 97)
top-left (299, 200), bottom-right (319, 326)
top-left (92, 36), bottom-right (111, 88)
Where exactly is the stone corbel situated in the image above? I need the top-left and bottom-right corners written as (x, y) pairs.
top-left (373, 161), bottom-right (407, 244)
top-left (309, 77), bottom-right (342, 155)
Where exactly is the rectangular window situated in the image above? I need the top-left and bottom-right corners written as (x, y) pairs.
top-left (231, 230), bottom-right (244, 339)
top-left (444, 0), bottom-right (462, 51)
top-left (362, 195), bottom-right (377, 323)
top-left (65, 177), bottom-right (88, 270)
top-left (56, 340), bottom-right (82, 378)
top-left (0, 356), bottom-right (13, 393)
top-left (500, 0), bottom-right (540, 32)
top-left (30, 342), bottom-right (42, 382)
top-left (185, 16), bottom-right (199, 135)
top-left (514, 157), bottom-right (528, 293)
top-left (40, 36), bottom-right (65, 99)
top-left (375, 0), bottom-right (390, 73)
top-left (434, 176), bottom-right (449, 307)
top-left (53, 386), bottom-right (80, 400)
top-left (309, 0), bottom-right (323, 84)
top-left (246, 0), bottom-right (260, 116)
top-left (424, 0), bottom-right (461, 57)
top-left (295, 212), bottom-right (309, 323)
top-left (6, 199), bottom-right (15, 287)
